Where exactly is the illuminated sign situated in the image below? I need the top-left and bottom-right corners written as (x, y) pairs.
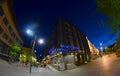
top-left (49, 45), bottom-right (80, 54)
top-left (57, 44), bottom-right (80, 52)
top-left (48, 46), bottom-right (55, 54)
top-left (60, 44), bottom-right (80, 50)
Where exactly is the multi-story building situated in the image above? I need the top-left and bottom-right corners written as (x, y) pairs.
top-left (87, 39), bottom-right (99, 59)
top-left (43, 18), bottom-right (91, 69)
top-left (0, 0), bottom-right (23, 56)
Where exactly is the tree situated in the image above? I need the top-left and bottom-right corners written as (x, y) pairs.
top-left (114, 38), bottom-right (120, 49)
top-left (20, 50), bottom-right (31, 62)
top-left (26, 54), bottom-right (30, 61)
top-left (9, 42), bottom-right (20, 57)
top-left (96, 0), bottom-right (120, 33)
top-left (105, 47), bottom-right (111, 53)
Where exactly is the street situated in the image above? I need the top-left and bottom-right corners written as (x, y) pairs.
top-left (64, 53), bottom-right (120, 76)
top-left (0, 53), bottom-right (120, 76)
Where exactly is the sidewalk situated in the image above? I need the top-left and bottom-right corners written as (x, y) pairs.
top-left (47, 64), bottom-right (59, 72)
top-left (0, 59), bottom-right (63, 76)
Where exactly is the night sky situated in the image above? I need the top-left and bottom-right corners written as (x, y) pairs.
top-left (13, 0), bottom-right (117, 58)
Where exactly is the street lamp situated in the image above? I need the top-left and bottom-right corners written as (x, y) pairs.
top-left (100, 43), bottom-right (102, 46)
top-left (26, 29), bottom-right (44, 73)
top-left (100, 43), bottom-right (103, 56)
top-left (100, 43), bottom-right (103, 51)
top-left (34, 50), bottom-right (37, 53)
top-left (26, 29), bottom-right (33, 36)
top-left (38, 38), bottom-right (44, 44)
top-left (40, 54), bottom-right (42, 57)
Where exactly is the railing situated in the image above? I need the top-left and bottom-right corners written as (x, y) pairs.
top-left (0, 53), bottom-right (11, 61)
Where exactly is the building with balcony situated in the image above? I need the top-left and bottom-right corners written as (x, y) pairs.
top-left (43, 18), bottom-right (91, 70)
top-left (0, 0), bottom-right (23, 57)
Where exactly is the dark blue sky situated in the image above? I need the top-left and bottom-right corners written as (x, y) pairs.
top-left (13, 0), bottom-right (117, 57)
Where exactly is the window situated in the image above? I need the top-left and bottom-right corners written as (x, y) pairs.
top-left (3, 17), bottom-right (8, 26)
top-left (0, 6), bottom-right (4, 16)
top-left (3, 33), bottom-right (8, 40)
top-left (8, 39), bottom-right (13, 44)
top-left (16, 37), bottom-right (19, 42)
top-left (8, 26), bottom-right (16, 38)
top-left (0, 26), bottom-right (3, 34)
top-left (11, 32), bottom-right (15, 38)
top-left (8, 26), bottom-right (12, 33)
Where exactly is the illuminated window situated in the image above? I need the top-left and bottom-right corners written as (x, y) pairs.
top-left (3, 17), bottom-right (8, 26)
top-left (0, 6), bottom-right (4, 16)
top-left (0, 26), bottom-right (3, 34)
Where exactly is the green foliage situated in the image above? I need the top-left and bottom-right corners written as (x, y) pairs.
top-left (9, 51), bottom-right (16, 57)
top-left (11, 42), bottom-right (20, 52)
top-left (20, 50), bottom-right (30, 61)
top-left (105, 47), bottom-right (111, 53)
top-left (96, 0), bottom-right (120, 56)
top-left (9, 42), bottom-right (20, 57)
top-left (112, 38), bottom-right (120, 57)
top-left (116, 37), bottom-right (120, 43)
top-left (21, 50), bottom-right (26, 55)
top-left (114, 38), bottom-right (120, 50)
top-left (26, 54), bottom-right (30, 61)
top-left (96, 0), bottom-right (120, 34)
top-left (116, 49), bottom-right (120, 57)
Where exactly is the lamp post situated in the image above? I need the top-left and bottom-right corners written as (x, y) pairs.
top-left (100, 43), bottom-right (103, 56)
top-left (30, 39), bottom-right (35, 73)
top-left (26, 29), bottom-right (44, 73)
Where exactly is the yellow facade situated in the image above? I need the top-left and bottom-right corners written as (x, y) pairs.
top-left (87, 39), bottom-right (99, 59)
top-left (0, 0), bottom-right (23, 55)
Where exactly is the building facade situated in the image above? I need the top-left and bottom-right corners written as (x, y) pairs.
top-left (20, 46), bottom-right (36, 63)
top-left (87, 39), bottom-right (99, 60)
top-left (0, 0), bottom-right (23, 56)
top-left (44, 18), bottom-right (91, 68)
